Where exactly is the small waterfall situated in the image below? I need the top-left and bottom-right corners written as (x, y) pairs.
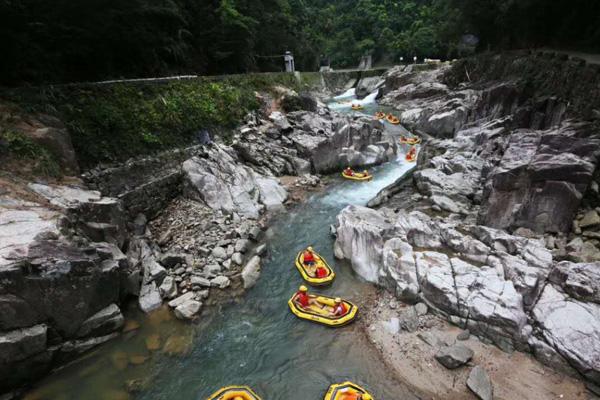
top-left (333, 87), bottom-right (356, 100)
top-left (360, 89), bottom-right (379, 104)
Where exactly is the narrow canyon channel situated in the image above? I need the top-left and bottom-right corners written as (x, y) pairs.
top-left (25, 97), bottom-right (419, 400)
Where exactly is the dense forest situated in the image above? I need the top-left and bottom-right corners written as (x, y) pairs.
top-left (1, 0), bottom-right (599, 86)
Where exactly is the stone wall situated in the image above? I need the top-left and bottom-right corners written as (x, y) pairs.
top-left (82, 146), bottom-right (204, 219)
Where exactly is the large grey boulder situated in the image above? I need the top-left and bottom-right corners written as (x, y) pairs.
top-left (334, 205), bottom-right (393, 283)
top-left (182, 144), bottom-right (287, 219)
top-left (381, 238), bottom-right (419, 302)
top-left (139, 281), bottom-right (162, 313)
top-left (174, 300), bottom-right (202, 321)
top-left (159, 276), bottom-right (178, 299)
top-left (182, 146), bottom-right (261, 219)
top-left (241, 256), bottom-right (261, 289)
top-left (289, 114), bottom-right (396, 173)
top-left (533, 284), bottom-right (600, 383)
top-left (419, 254), bottom-right (528, 349)
top-left (467, 366), bottom-right (494, 400)
top-left (168, 292), bottom-right (195, 308)
top-left (75, 304), bottom-right (124, 338)
top-left (435, 344), bottom-right (474, 369)
top-left (255, 176), bottom-right (288, 211)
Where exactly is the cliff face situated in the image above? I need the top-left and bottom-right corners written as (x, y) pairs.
top-left (380, 53), bottom-right (600, 235)
top-left (335, 53), bottom-right (600, 387)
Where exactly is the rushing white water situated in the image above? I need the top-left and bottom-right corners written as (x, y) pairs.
top-left (333, 87), bottom-right (356, 100)
top-left (327, 89), bottom-right (379, 112)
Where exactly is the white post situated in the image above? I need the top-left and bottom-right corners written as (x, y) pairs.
top-left (284, 51), bottom-right (295, 72)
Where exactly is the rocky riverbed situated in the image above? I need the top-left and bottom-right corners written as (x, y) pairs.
top-left (0, 88), bottom-right (398, 397)
top-left (335, 53), bottom-right (600, 398)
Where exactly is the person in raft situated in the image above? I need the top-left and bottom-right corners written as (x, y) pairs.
top-left (294, 285), bottom-right (320, 309)
top-left (408, 146), bottom-right (416, 158)
top-left (314, 263), bottom-right (328, 278)
top-left (303, 246), bottom-right (317, 275)
top-left (339, 389), bottom-right (372, 400)
top-left (343, 166), bottom-right (354, 176)
top-left (362, 170), bottom-right (370, 177)
top-left (328, 297), bottom-right (348, 317)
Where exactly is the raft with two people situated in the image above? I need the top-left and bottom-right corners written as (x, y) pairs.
top-left (341, 167), bottom-right (372, 181)
top-left (324, 382), bottom-right (374, 400)
top-left (351, 104), bottom-right (364, 110)
top-left (296, 247), bottom-right (335, 286)
top-left (399, 135), bottom-right (421, 145)
top-left (207, 386), bottom-right (262, 400)
top-left (374, 111), bottom-right (386, 120)
top-left (385, 113), bottom-right (400, 125)
top-left (288, 285), bottom-right (358, 327)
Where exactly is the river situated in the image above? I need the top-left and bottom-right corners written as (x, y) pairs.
top-left (24, 94), bottom-right (418, 400)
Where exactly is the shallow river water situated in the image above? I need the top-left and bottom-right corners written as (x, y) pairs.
top-left (25, 99), bottom-right (418, 400)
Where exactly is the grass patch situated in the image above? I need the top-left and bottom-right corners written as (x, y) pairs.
top-left (0, 130), bottom-right (60, 177)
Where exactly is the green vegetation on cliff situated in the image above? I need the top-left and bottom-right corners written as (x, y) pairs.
top-left (0, 130), bottom-right (60, 177)
top-left (2, 73), bottom-right (323, 169)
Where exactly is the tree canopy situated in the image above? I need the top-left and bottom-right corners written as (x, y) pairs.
top-left (1, 0), bottom-right (599, 86)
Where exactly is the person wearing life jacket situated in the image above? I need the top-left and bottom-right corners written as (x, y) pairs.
top-left (408, 146), bottom-right (417, 158)
top-left (303, 247), bottom-right (316, 266)
top-left (294, 285), bottom-right (319, 309)
top-left (343, 166), bottom-right (354, 176)
top-left (315, 264), bottom-right (328, 278)
top-left (340, 389), bottom-right (372, 400)
top-left (329, 297), bottom-right (348, 317)
top-left (362, 170), bottom-right (369, 177)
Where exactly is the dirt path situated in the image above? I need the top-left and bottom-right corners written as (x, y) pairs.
top-left (362, 290), bottom-right (589, 400)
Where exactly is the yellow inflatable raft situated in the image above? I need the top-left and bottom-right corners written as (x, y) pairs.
top-left (295, 249), bottom-right (335, 286)
top-left (374, 111), bottom-right (386, 120)
top-left (399, 136), bottom-right (421, 145)
top-left (288, 293), bottom-right (358, 327)
top-left (351, 104), bottom-right (364, 110)
top-left (386, 114), bottom-right (400, 124)
top-left (324, 381), bottom-right (373, 400)
top-left (206, 386), bottom-right (262, 400)
top-left (341, 171), bottom-right (372, 181)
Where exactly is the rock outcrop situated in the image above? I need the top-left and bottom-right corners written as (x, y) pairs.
top-left (0, 185), bottom-right (131, 393)
top-left (183, 144), bottom-right (287, 219)
top-left (348, 53), bottom-right (600, 387)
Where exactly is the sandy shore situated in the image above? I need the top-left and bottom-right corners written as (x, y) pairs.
top-left (359, 289), bottom-right (589, 400)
